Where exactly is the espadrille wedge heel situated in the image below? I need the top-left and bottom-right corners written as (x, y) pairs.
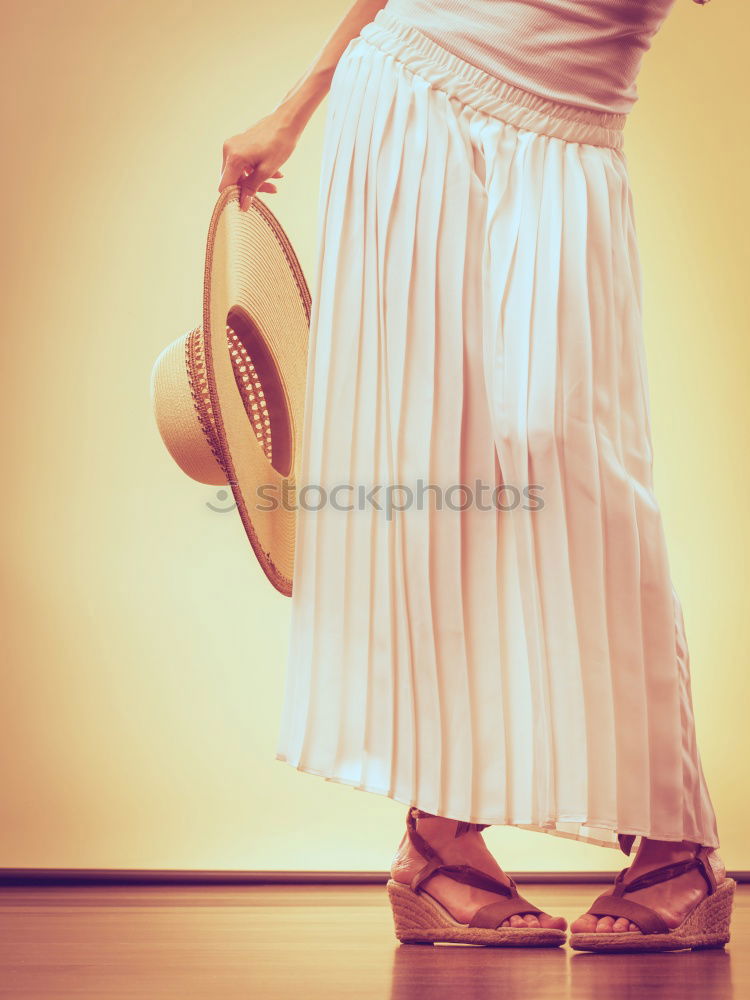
top-left (569, 841), bottom-right (736, 953)
top-left (387, 806), bottom-right (566, 947)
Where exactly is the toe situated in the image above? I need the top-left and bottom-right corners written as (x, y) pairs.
top-left (571, 914), bottom-right (598, 933)
top-left (502, 911), bottom-right (566, 932)
top-left (571, 912), bottom-right (641, 936)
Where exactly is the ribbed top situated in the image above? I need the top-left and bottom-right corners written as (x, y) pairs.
top-left (382, 0), bottom-right (679, 114)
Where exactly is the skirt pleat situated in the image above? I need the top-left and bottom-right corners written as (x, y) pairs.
top-left (276, 9), bottom-right (720, 851)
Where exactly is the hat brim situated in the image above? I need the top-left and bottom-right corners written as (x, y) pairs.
top-left (202, 187), bottom-right (310, 596)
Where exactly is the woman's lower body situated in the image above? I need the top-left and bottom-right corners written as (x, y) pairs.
top-left (276, 6), bottom-right (720, 856)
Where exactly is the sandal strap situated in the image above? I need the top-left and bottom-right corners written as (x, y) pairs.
top-left (405, 806), bottom-right (490, 867)
top-left (586, 892), bottom-right (671, 934)
top-left (411, 859), bottom-right (516, 895)
top-left (456, 819), bottom-right (492, 836)
top-left (613, 847), bottom-right (717, 897)
top-left (618, 833), bottom-right (637, 856)
top-left (406, 808), bottom-right (444, 866)
top-left (469, 893), bottom-right (545, 929)
top-left (405, 807), bottom-right (512, 897)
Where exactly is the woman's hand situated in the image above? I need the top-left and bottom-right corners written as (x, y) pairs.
top-left (218, 113), bottom-right (301, 212)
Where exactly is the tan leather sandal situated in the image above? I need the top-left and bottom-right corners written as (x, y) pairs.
top-left (387, 806), bottom-right (566, 947)
top-left (569, 836), bottom-right (736, 953)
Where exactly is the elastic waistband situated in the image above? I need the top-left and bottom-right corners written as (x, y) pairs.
top-left (358, 8), bottom-right (626, 151)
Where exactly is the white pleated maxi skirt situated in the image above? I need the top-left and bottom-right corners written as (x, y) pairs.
top-left (276, 7), bottom-right (720, 852)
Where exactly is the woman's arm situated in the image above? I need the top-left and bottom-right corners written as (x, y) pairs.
top-left (219, 0), bottom-right (389, 210)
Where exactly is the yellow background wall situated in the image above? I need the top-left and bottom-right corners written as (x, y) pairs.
top-left (1, 0), bottom-right (746, 872)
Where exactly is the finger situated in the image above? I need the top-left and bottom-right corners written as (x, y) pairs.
top-left (218, 161), bottom-right (234, 193)
top-left (240, 178), bottom-right (261, 212)
top-left (218, 156), bottom-right (254, 194)
top-left (239, 167), bottom-right (276, 210)
top-left (256, 169), bottom-right (282, 194)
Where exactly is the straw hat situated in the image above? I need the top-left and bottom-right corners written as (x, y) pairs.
top-left (149, 187), bottom-right (310, 596)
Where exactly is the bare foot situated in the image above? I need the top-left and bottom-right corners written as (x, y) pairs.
top-left (571, 839), bottom-right (726, 935)
top-left (390, 812), bottom-right (567, 931)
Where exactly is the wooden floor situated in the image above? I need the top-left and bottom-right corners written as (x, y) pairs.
top-left (0, 883), bottom-right (746, 999)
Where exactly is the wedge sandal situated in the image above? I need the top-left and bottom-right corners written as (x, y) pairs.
top-left (569, 836), bottom-right (736, 953)
top-left (387, 806), bottom-right (566, 947)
